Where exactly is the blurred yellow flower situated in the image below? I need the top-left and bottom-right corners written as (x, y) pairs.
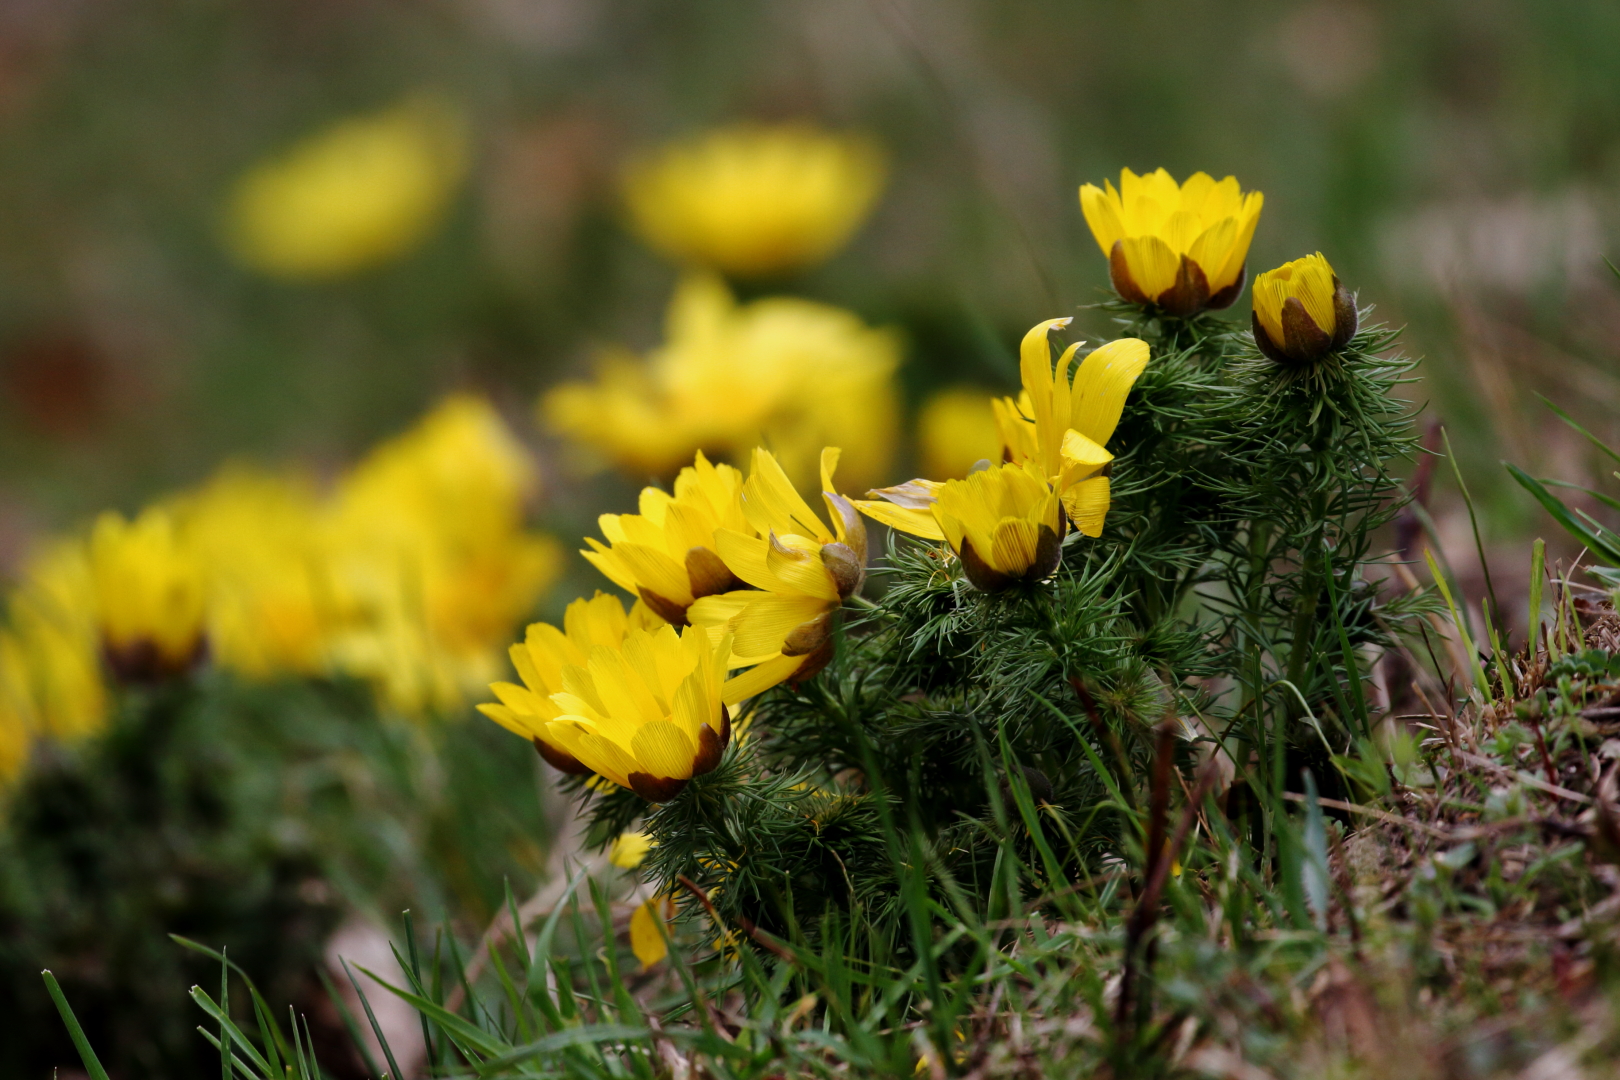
top-left (583, 452), bottom-right (753, 626)
top-left (478, 591), bottom-right (662, 774)
top-left (689, 448), bottom-right (865, 700)
top-left (609, 830), bottom-right (655, 869)
top-left (174, 467), bottom-right (331, 679)
top-left (543, 274), bottom-right (899, 493)
top-left (543, 622), bottom-right (733, 803)
top-left (0, 636), bottom-right (30, 781)
top-left (326, 395), bottom-right (562, 716)
top-left (630, 892), bottom-right (677, 970)
top-left (917, 388), bottom-right (1002, 481)
top-left (5, 541), bottom-right (108, 746)
top-left (861, 462), bottom-right (1065, 592)
top-left (1080, 169), bottom-right (1263, 317)
top-left (88, 508), bottom-right (208, 682)
top-left (1251, 252), bottom-right (1357, 364)
top-left (623, 123), bottom-right (884, 277)
top-left (226, 96), bottom-right (467, 280)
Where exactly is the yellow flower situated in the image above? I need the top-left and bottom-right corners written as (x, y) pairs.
top-left (860, 461), bottom-right (1065, 591)
top-left (174, 467), bottom-right (331, 679)
top-left (997, 320), bottom-right (1150, 537)
top-left (689, 448), bottom-right (867, 701)
top-left (1079, 169), bottom-right (1263, 317)
top-left (543, 274), bottom-right (899, 493)
top-left (88, 508), bottom-right (207, 682)
top-left (325, 395), bottom-right (562, 716)
top-left (623, 123), bottom-right (885, 277)
top-left (866, 320), bottom-right (1148, 549)
top-left (225, 96), bottom-right (466, 280)
top-left (543, 622), bottom-right (734, 803)
top-left (4, 541), bottom-right (107, 743)
top-left (478, 591), bottom-right (662, 774)
top-left (630, 892), bottom-right (677, 970)
top-left (916, 388), bottom-right (1001, 480)
top-left (0, 635), bottom-right (30, 781)
top-left (609, 831), bottom-right (655, 869)
top-left (1251, 252), bottom-right (1358, 365)
top-left (583, 452), bottom-right (754, 625)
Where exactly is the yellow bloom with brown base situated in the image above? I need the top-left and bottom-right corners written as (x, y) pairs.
top-left (543, 274), bottom-right (899, 493)
top-left (226, 96), bottom-right (466, 280)
top-left (688, 448), bottom-right (866, 701)
top-left (583, 452), bottom-right (754, 626)
top-left (858, 461), bottom-right (1065, 591)
top-left (479, 592), bottom-right (663, 775)
top-left (1251, 253), bottom-right (1358, 365)
top-left (1080, 169), bottom-right (1263, 317)
top-left (542, 622), bottom-right (734, 803)
top-left (88, 509), bottom-right (207, 682)
top-left (867, 320), bottom-right (1147, 549)
top-left (859, 322), bottom-right (1148, 586)
top-left (623, 123), bottom-right (885, 278)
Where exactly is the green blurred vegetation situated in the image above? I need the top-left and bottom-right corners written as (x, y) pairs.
top-left (1, 670), bottom-right (551, 1077)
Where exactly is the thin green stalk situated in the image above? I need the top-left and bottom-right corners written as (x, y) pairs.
top-left (1443, 427), bottom-right (1505, 640)
top-left (1528, 538), bottom-right (1546, 656)
top-left (1426, 549), bottom-right (1490, 701)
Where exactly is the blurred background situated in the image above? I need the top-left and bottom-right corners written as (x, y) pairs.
top-left (5, 0), bottom-right (1620, 1074)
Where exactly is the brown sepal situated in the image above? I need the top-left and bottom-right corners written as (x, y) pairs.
top-left (1205, 264), bottom-right (1247, 310)
top-left (1251, 311), bottom-right (1291, 365)
top-left (782, 611), bottom-right (833, 657)
top-left (638, 587), bottom-right (690, 627)
top-left (1155, 256), bottom-right (1213, 318)
top-left (1280, 295), bottom-right (1333, 362)
top-left (820, 541), bottom-right (866, 600)
top-left (1108, 240), bottom-right (1151, 305)
top-left (1330, 279), bottom-right (1358, 349)
top-left (686, 546), bottom-right (741, 600)
top-left (1027, 523), bottom-right (1064, 582)
top-left (534, 737), bottom-right (593, 775)
top-left (102, 633), bottom-right (207, 686)
top-left (692, 705), bottom-right (731, 777)
top-left (788, 638), bottom-right (836, 687)
top-left (628, 772), bottom-right (690, 803)
top-left (959, 538), bottom-right (1014, 592)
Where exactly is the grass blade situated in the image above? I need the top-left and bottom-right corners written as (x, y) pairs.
top-left (41, 970), bottom-right (112, 1080)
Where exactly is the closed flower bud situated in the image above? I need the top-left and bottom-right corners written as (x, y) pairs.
top-left (1251, 253), bottom-right (1357, 365)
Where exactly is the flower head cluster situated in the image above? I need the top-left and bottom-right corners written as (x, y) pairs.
top-left (0, 395), bottom-right (561, 783)
top-left (543, 274), bottom-right (899, 494)
top-left (225, 96), bottom-right (467, 280)
top-left (1080, 169), bottom-right (1263, 317)
top-left (483, 445), bottom-right (867, 795)
top-left (623, 123), bottom-right (885, 278)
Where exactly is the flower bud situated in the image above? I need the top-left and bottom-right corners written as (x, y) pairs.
top-left (1251, 253), bottom-right (1357, 365)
